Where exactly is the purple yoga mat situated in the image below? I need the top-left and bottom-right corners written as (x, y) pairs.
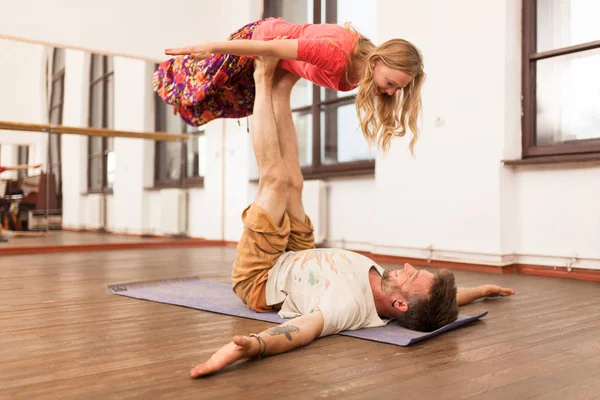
top-left (108, 277), bottom-right (487, 346)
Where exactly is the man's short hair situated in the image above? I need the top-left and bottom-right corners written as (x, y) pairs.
top-left (395, 269), bottom-right (458, 332)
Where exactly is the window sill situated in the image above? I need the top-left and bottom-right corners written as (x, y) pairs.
top-left (146, 178), bottom-right (205, 190)
top-left (249, 160), bottom-right (375, 182)
top-left (82, 189), bottom-right (114, 195)
top-left (503, 153), bottom-right (600, 166)
top-left (301, 162), bottom-right (375, 180)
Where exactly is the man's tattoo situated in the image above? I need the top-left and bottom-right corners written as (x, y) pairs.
top-left (267, 325), bottom-right (300, 341)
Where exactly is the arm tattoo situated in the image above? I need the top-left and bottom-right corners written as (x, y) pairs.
top-left (267, 325), bottom-right (300, 341)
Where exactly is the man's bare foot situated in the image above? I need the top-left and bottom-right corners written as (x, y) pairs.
top-left (254, 36), bottom-right (285, 80)
top-left (254, 56), bottom-right (279, 81)
top-left (274, 69), bottom-right (300, 92)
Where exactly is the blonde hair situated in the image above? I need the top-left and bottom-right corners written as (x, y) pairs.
top-left (353, 37), bottom-right (426, 156)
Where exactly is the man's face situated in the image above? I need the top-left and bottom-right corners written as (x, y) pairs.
top-left (381, 263), bottom-right (435, 299)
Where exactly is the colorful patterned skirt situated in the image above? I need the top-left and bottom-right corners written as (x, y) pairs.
top-left (153, 20), bottom-right (264, 127)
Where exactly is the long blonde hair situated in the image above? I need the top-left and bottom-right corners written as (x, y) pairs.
top-left (353, 36), bottom-right (426, 155)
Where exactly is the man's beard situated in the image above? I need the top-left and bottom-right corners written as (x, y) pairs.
top-left (381, 268), bottom-right (402, 295)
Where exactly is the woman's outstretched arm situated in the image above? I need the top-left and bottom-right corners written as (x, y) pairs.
top-left (165, 38), bottom-right (298, 61)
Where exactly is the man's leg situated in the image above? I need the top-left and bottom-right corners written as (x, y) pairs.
top-left (271, 71), bottom-right (315, 251)
top-left (272, 71), bottom-right (305, 222)
top-left (251, 60), bottom-right (288, 225)
top-left (230, 56), bottom-right (291, 312)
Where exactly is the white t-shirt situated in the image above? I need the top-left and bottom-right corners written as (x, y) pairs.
top-left (265, 248), bottom-right (390, 337)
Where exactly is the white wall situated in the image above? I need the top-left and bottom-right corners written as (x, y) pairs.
top-left (110, 57), bottom-right (150, 234)
top-left (223, 119), bottom-right (252, 241)
top-left (0, 39), bottom-right (48, 179)
top-left (0, 0), bottom-right (264, 61)
top-left (512, 164), bottom-right (600, 267)
top-left (370, 0), bottom-right (508, 265)
top-left (326, 177), bottom-right (377, 251)
top-left (1, 0), bottom-right (599, 271)
top-left (503, 0), bottom-right (600, 269)
top-left (191, 128), bottom-right (225, 239)
top-left (0, 0), bottom-right (262, 237)
top-left (366, 0), bottom-right (600, 269)
top-left (61, 49), bottom-right (89, 228)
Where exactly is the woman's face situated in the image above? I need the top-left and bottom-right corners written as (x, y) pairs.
top-left (372, 59), bottom-right (414, 96)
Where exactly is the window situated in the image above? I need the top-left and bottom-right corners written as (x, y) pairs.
top-left (49, 48), bottom-right (65, 208)
top-left (88, 54), bottom-right (115, 192)
top-left (522, 0), bottom-right (600, 162)
top-left (17, 145), bottom-right (29, 181)
top-left (263, 0), bottom-right (376, 178)
top-left (154, 89), bottom-right (205, 188)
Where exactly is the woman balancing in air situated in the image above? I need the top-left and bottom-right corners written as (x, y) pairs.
top-left (155, 17), bottom-right (425, 153)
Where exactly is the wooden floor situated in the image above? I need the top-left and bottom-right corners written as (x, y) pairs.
top-left (0, 231), bottom-right (167, 248)
top-left (0, 231), bottom-right (210, 256)
top-left (2, 246), bottom-right (600, 399)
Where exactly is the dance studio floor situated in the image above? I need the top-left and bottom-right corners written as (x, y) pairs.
top-left (0, 231), bottom-right (212, 255)
top-left (1, 245), bottom-right (600, 399)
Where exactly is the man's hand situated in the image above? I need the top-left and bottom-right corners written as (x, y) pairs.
top-left (190, 335), bottom-right (259, 378)
top-left (274, 68), bottom-right (300, 93)
top-left (457, 285), bottom-right (516, 306)
top-left (190, 311), bottom-right (324, 378)
top-left (481, 284), bottom-right (515, 298)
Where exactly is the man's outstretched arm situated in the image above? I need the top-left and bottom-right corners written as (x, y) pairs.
top-left (457, 285), bottom-right (515, 306)
top-left (190, 310), bottom-right (324, 378)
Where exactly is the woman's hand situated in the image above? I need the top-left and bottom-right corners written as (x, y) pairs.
top-left (165, 43), bottom-right (213, 60)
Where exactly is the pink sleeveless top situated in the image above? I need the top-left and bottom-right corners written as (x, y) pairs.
top-left (252, 18), bottom-right (359, 91)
